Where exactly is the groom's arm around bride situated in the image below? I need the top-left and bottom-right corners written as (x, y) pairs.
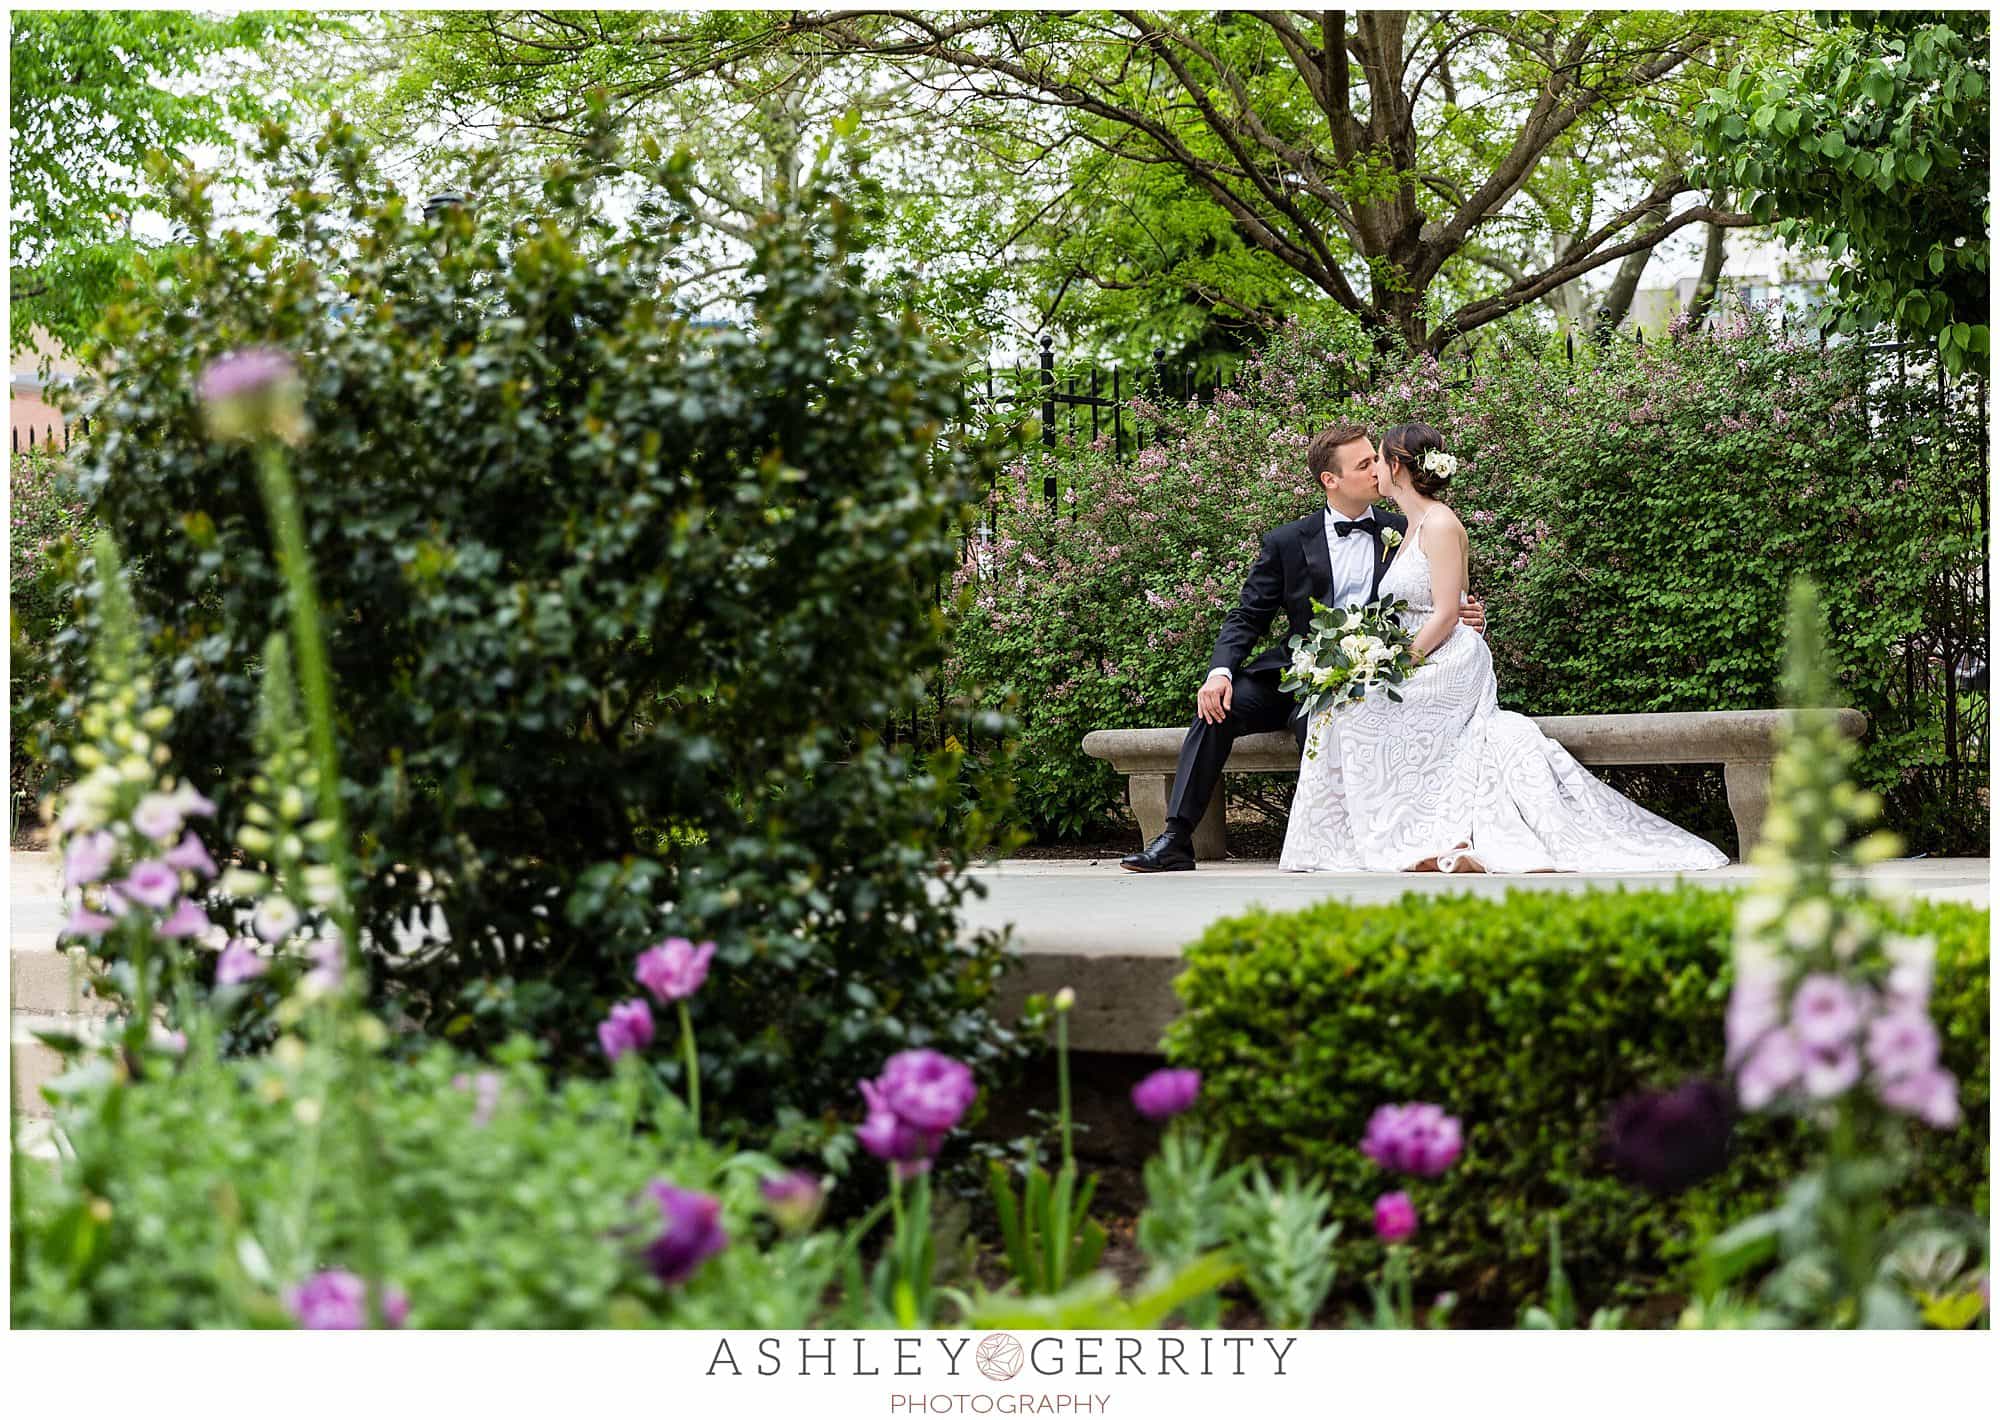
top-left (1121, 423), bottom-right (1484, 873)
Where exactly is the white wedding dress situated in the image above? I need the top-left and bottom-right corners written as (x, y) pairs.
top-left (1278, 509), bottom-right (1730, 874)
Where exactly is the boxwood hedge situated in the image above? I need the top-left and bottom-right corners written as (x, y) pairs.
top-left (1163, 886), bottom-right (1989, 1303)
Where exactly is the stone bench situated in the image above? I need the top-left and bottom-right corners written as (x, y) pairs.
top-left (1081, 708), bottom-right (1868, 863)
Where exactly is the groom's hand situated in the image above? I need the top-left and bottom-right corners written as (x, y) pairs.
top-left (1459, 594), bottom-right (1487, 636)
top-left (1197, 673), bottom-right (1233, 724)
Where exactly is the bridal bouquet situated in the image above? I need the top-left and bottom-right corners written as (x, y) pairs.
top-left (1280, 598), bottom-right (1421, 729)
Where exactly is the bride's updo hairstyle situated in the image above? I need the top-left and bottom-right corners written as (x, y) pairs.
top-left (1381, 422), bottom-right (1452, 500)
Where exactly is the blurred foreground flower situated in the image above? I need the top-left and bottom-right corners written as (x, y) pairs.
top-left (287, 1268), bottom-right (409, 1329)
top-left (1605, 1079), bottom-right (1733, 1194)
top-left (198, 347), bottom-right (310, 447)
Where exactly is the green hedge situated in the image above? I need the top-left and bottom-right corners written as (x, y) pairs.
top-left (1162, 887), bottom-right (1989, 1304)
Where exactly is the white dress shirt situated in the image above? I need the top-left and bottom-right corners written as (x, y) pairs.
top-left (1207, 504), bottom-right (1379, 685)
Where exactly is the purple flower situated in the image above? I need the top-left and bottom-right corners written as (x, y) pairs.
top-left (168, 781), bottom-right (217, 818)
top-left (215, 938), bottom-right (268, 986)
top-left (1605, 1079), bottom-right (1734, 1194)
top-left (63, 831), bottom-right (117, 889)
top-left (635, 937), bottom-right (717, 1004)
top-left (286, 1269), bottom-right (409, 1329)
top-left (62, 906), bottom-right (118, 938)
top-left (1131, 1067), bottom-right (1202, 1120)
top-left (639, 1182), bottom-right (728, 1284)
top-left (1737, 1028), bottom-right (1804, 1110)
top-left (1864, 1011), bottom-right (1940, 1083)
top-left (198, 348), bottom-right (310, 446)
top-left (856, 1082), bottom-right (943, 1177)
top-left (1789, 975), bottom-right (1863, 1048)
top-left (759, 1170), bottom-right (825, 1231)
top-left (1360, 1102), bottom-right (1464, 1178)
top-left (163, 831), bottom-right (218, 879)
top-left (867, 1049), bottom-right (978, 1133)
top-left (131, 793), bottom-right (183, 842)
top-left (597, 998), bottom-right (655, 1062)
top-left (120, 860), bottom-right (180, 910)
top-left (1802, 1043), bottom-right (1862, 1099)
top-left (1876, 1067), bottom-right (1962, 1128)
top-left (156, 898), bottom-right (211, 939)
top-left (1373, 1190), bottom-right (1418, 1244)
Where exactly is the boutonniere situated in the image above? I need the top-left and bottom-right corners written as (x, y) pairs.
top-left (1381, 527), bottom-right (1403, 548)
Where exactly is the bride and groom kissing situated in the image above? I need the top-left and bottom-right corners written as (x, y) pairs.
top-left (1121, 420), bottom-right (1727, 876)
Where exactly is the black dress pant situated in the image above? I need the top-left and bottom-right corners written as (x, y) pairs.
top-left (1165, 667), bottom-right (1308, 836)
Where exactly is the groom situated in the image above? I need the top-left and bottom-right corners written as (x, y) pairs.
top-left (1121, 423), bottom-right (1486, 872)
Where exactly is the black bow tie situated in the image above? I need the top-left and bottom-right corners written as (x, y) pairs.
top-left (1333, 518), bottom-right (1381, 539)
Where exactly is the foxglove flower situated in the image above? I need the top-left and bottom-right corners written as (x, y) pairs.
top-left (597, 998), bottom-right (655, 1062)
top-left (635, 937), bottom-right (717, 1004)
top-left (1131, 1067), bottom-right (1201, 1120)
top-left (252, 896), bottom-right (301, 943)
top-left (156, 898), bottom-right (211, 939)
top-left (1875, 1067), bottom-right (1962, 1129)
top-left (63, 831), bottom-right (116, 889)
top-left (163, 831), bottom-right (218, 879)
top-left (1373, 1191), bottom-right (1418, 1243)
top-left (62, 906), bottom-right (118, 938)
top-left (286, 1269), bottom-right (409, 1329)
top-left (215, 938), bottom-right (268, 986)
top-left (1864, 1011), bottom-right (1939, 1083)
top-left (131, 792), bottom-right (184, 842)
top-left (167, 781), bottom-right (217, 819)
top-left (867, 1049), bottom-right (978, 1133)
top-left (1789, 975), bottom-right (1863, 1048)
top-left (301, 934), bottom-right (345, 997)
top-left (639, 1182), bottom-right (727, 1284)
top-left (1737, 1029), bottom-right (1805, 1111)
top-left (1801, 1043), bottom-right (1862, 1099)
top-left (120, 860), bottom-right (180, 910)
top-left (1605, 1079), bottom-right (1733, 1194)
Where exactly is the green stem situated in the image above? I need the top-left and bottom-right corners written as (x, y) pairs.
top-left (1056, 1009), bottom-right (1073, 1174)
top-left (677, 1000), bottom-right (700, 1134)
top-left (253, 438), bottom-right (390, 1328)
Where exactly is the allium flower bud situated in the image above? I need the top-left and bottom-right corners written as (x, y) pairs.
top-left (198, 347), bottom-right (311, 447)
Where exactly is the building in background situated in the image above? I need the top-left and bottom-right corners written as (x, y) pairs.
top-left (10, 329), bottom-right (85, 454)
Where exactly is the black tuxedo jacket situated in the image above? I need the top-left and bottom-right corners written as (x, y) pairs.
top-left (1207, 505), bottom-right (1410, 678)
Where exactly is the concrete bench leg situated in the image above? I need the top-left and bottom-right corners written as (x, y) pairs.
top-left (1127, 773), bottom-right (1228, 860)
top-left (1723, 758), bottom-right (1774, 863)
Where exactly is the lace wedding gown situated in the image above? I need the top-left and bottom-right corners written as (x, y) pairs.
top-left (1278, 510), bottom-right (1730, 874)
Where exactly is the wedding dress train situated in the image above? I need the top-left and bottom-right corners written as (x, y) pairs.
top-left (1278, 510), bottom-right (1730, 874)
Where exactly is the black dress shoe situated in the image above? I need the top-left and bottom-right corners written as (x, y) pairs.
top-left (1121, 831), bottom-right (1196, 872)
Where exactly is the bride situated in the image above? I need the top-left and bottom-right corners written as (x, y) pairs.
top-left (1278, 421), bottom-right (1729, 875)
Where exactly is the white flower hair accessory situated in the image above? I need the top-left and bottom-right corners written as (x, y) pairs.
top-left (1421, 449), bottom-right (1458, 481)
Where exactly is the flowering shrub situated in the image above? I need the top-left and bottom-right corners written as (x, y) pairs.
top-left (9, 448), bottom-right (93, 819)
top-left (1166, 884), bottom-right (1988, 1301)
top-left (947, 311), bottom-right (1985, 850)
top-left (36, 116), bottom-right (1029, 1164)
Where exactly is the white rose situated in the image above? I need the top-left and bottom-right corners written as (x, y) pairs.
top-left (1291, 647), bottom-right (1316, 678)
top-left (1337, 634), bottom-right (1369, 661)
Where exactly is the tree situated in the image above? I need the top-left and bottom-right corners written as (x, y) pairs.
top-left (1694, 10), bottom-right (1989, 369)
top-left (354, 10), bottom-right (1774, 358)
top-left (7, 9), bottom-right (329, 354)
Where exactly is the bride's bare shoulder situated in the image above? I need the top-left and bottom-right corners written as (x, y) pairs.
top-left (1421, 504), bottom-right (1468, 542)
